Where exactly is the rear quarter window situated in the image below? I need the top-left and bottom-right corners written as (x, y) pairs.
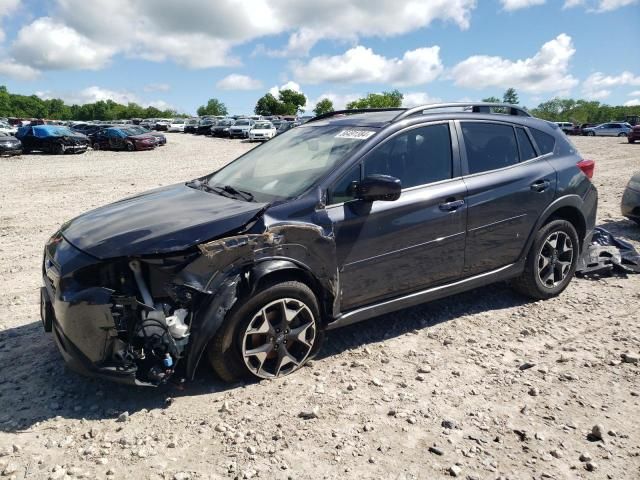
top-left (461, 122), bottom-right (519, 174)
top-left (530, 128), bottom-right (555, 155)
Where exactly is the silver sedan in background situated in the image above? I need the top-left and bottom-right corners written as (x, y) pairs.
top-left (583, 122), bottom-right (632, 137)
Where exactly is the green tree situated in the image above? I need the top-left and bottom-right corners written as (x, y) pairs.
top-left (196, 98), bottom-right (228, 116)
top-left (254, 89), bottom-right (307, 116)
top-left (254, 93), bottom-right (282, 116)
top-left (278, 89), bottom-right (306, 115)
top-left (502, 88), bottom-right (519, 105)
top-left (313, 98), bottom-right (334, 116)
top-left (346, 90), bottom-right (403, 109)
top-left (482, 96), bottom-right (501, 103)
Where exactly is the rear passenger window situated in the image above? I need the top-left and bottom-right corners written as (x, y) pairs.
top-left (461, 122), bottom-right (519, 174)
top-left (530, 128), bottom-right (555, 155)
top-left (516, 128), bottom-right (537, 161)
top-left (363, 124), bottom-right (452, 189)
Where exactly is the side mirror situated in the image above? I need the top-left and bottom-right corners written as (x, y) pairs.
top-left (356, 175), bottom-right (401, 202)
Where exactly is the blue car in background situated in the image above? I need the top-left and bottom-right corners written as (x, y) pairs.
top-left (16, 125), bottom-right (89, 154)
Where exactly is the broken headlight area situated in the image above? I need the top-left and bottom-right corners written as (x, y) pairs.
top-left (56, 252), bottom-right (203, 386)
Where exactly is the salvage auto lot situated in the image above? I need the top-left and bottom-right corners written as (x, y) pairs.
top-left (0, 134), bottom-right (639, 479)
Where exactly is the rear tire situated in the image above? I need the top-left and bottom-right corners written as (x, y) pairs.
top-left (618, 132), bottom-right (627, 137)
top-left (512, 219), bottom-right (579, 300)
top-left (207, 280), bottom-right (324, 382)
top-left (588, 131), bottom-right (595, 136)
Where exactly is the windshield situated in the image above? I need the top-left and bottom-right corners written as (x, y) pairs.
top-left (254, 123), bottom-right (273, 129)
top-left (205, 125), bottom-right (377, 202)
top-left (173, 119), bottom-right (184, 124)
top-left (235, 120), bottom-right (250, 126)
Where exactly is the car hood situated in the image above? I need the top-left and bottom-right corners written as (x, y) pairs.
top-left (61, 183), bottom-right (267, 259)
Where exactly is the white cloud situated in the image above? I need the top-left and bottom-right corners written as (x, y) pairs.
top-left (629, 90), bottom-right (640, 96)
top-left (309, 92), bottom-right (362, 110)
top-left (12, 17), bottom-right (115, 70)
top-left (625, 98), bottom-right (640, 106)
top-left (269, 81), bottom-right (302, 97)
top-left (582, 71), bottom-right (640, 99)
top-left (7, 0), bottom-right (476, 72)
top-left (292, 45), bottom-right (443, 86)
top-left (0, 0), bottom-right (19, 42)
top-left (36, 86), bottom-right (172, 109)
top-left (563, 0), bottom-right (638, 10)
top-left (216, 74), bottom-right (263, 91)
top-left (143, 83), bottom-right (170, 93)
top-left (450, 34), bottom-right (578, 93)
top-left (402, 92), bottom-right (442, 107)
top-left (500, 0), bottom-right (545, 11)
top-left (0, 59), bottom-right (39, 80)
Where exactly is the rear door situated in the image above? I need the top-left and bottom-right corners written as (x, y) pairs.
top-left (326, 122), bottom-right (467, 310)
top-left (456, 121), bottom-right (556, 276)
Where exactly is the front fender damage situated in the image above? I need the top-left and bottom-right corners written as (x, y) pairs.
top-left (180, 207), bottom-right (339, 380)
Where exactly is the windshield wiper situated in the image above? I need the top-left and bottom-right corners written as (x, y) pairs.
top-left (220, 185), bottom-right (254, 202)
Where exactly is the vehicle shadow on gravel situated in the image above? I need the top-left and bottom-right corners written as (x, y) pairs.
top-left (0, 281), bottom-right (531, 433)
top-left (319, 281), bottom-right (529, 358)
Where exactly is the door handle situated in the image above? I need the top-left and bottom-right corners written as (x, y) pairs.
top-left (439, 199), bottom-right (465, 212)
top-left (530, 180), bottom-right (550, 192)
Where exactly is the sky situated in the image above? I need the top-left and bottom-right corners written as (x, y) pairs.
top-left (0, 0), bottom-right (638, 115)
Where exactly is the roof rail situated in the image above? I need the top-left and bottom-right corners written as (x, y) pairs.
top-left (394, 102), bottom-right (531, 121)
top-left (306, 107), bottom-right (406, 124)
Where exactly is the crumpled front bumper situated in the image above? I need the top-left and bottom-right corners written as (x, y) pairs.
top-left (41, 239), bottom-right (143, 385)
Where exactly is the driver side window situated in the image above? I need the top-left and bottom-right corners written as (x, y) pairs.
top-left (363, 123), bottom-right (453, 189)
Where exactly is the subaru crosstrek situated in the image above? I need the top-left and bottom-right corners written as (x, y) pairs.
top-left (40, 103), bottom-right (598, 386)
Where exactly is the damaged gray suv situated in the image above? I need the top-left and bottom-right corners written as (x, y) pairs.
top-left (41, 103), bottom-right (598, 386)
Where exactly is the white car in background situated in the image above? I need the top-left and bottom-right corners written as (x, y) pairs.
top-left (168, 119), bottom-right (185, 132)
top-left (0, 122), bottom-right (18, 135)
top-left (248, 121), bottom-right (276, 141)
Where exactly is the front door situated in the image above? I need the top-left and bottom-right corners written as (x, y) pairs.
top-left (326, 122), bottom-right (467, 311)
top-left (456, 121), bottom-right (557, 276)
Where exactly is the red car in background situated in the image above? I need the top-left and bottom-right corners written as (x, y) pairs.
top-left (628, 125), bottom-right (640, 144)
top-left (92, 127), bottom-right (157, 151)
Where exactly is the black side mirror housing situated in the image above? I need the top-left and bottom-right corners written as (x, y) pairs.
top-left (356, 175), bottom-right (401, 202)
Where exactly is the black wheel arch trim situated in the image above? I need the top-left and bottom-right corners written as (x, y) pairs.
top-left (184, 258), bottom-right (329, 380)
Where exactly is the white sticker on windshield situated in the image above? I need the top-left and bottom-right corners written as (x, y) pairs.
top-left (335, 129), bottom-right (375, 140)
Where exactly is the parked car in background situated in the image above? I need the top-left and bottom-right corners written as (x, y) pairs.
top-left (184, 118), bottom-right (199, 133)
top-left (621, 172), bottom-right (640, 225)
top-left (583, 122), bottom-right (632, 137)
top-left (125, 126), bottom-right (166, 146)
top-left (0, 131), bottom-right (22, 156)
top-left (16, 125), bottom-right (89, 154)
top-left (196, 118), bottom-right (216, 135)
top-left (140, 119), bottom-right (156, 129)
top-left (92, 127), bottom-right (156, 151)
top-left (627, 124), bottom-right (640, 144)
top-left (211, 118), bottom-right (235, 137)
top-left (0, 121), bottom-right (18, 135)
top-left (155, 119), bottom-right (171, 131)
top-left (228, 118), bottom-right (255, 138)
top-left (555, 122), bottom-right (574, 134)
top-left (276, 121), bottom-right (294, 135)
top-left (248, 121), bottom-right (277, 141)
top-left (168, 119), bottom-right (185, 132)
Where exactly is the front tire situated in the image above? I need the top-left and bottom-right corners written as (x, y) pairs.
top-left (208, 280), bottom-right (323, 382)
top-left (512, 219), bottom-right (579, 300)
top-left (53, 143), bottom-right (65, 155)
top-left (588, 131), bottom-right (595, 136)
top-left (125, 141), bottom-right (135, 152)
top-left (618, 132), bottom-right (627, 137)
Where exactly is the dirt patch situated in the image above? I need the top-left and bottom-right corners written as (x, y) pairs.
top-left (0, 134), bottom-right (639, 479)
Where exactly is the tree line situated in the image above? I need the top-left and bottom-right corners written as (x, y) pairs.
top-left (2, 83), bottom-right (638, 123)
top-left (0, 85), bottom-right (181, 120)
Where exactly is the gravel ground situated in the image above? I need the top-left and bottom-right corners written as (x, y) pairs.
top-left (0, 134), bottom-right (638, 480)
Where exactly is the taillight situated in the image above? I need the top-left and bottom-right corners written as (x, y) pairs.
top-left (577, 159), bottom-right (595, 179)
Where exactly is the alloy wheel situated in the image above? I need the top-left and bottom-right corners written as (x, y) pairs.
top-left (537, 231), bottom-right (574, 288)
top-left (241, 298), bottom-right (316, 379)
